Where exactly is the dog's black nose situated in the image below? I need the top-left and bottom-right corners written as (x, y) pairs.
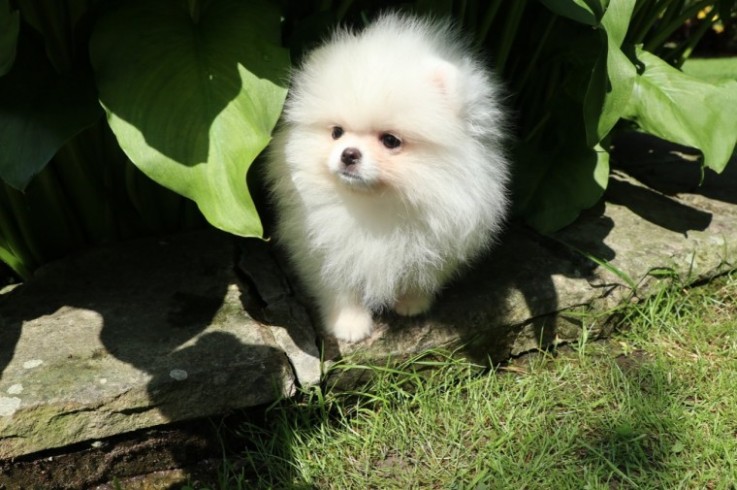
top-left (341, 148), bottom-right (361, 166)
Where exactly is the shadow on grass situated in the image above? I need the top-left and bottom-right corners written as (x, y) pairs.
top-left (229, 346), bottom-right (697, 488)
top-left (577, 351), bottom-right (688, 487)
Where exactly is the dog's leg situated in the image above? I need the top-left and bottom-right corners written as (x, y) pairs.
top-left (393, 291), bottom-right (433, 317)
top-left (321, 293), bottom-right (374, 342)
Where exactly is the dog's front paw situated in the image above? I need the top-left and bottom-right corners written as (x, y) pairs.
top-left (328, 304), bottom-right (374, 342)
top-left (393, 293), bottom-right (433, 317)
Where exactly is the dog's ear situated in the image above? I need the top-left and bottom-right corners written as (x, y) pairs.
top-left (425, 57), bottom-right (460, 111)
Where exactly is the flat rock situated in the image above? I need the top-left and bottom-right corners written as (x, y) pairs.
top-left (1, 132), bottom-right (735, 458)
top-left (332, 133), bottom-right (737, 364)
top-left (0, 232), bottom-right (316, 458)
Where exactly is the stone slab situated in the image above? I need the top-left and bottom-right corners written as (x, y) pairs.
top-left (318, 133), bottom-right (737, 366)
top-left (1, 132), bottom-right (735, 459)
top-left (0, 231), bottom-right (315, 458)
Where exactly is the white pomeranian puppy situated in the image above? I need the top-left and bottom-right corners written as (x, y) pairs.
top-left (265, 13), bottom-right (509, 342)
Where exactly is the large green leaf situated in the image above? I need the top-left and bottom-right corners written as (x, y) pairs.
top-left (510, 4), bottom-right (614, 233)
top-left (516, 143), bottom-right (609, 233)
top-left (582, 0), bottom-right (636, 145)
top-left (0, 33), bottom-right (101, 190)
top-left (623, 47), bottom-right (737, 173)
top-left (539, 0), bottom-right (636, 146)
top-left (514, 91), bottom-right (609, 233)
top-left (90, 0), bottom-right (289, 238)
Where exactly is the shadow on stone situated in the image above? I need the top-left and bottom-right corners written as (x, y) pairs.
top-left (245, 158), bottom-right (588, 367)
top-left (264, 217), bottom-right (616, 372)
top-left (420, 218), bottom-right (614, 363)
top-left (0, 309), bottom-right (24, 387)
top-left (4, 129), bottom-right (736, 475)
top-left (236, 238), bottom-right (321, 387)
top-left (606, 174), bottom-right (712, 236)
top-left (611, 131), bottom-right (737, 206)
top-left (0, 231), bottom-right (302, 468)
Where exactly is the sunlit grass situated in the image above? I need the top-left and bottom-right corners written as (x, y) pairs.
top-left (197, 271), bottom-right (737, 489)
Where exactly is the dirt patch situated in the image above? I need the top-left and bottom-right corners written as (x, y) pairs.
top-left (0, 420), bottom-right (226, 490)
top-left (614, 349), bottom-right (653, 374)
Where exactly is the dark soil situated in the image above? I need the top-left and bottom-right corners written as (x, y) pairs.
top-left (0, 419), bottom-right (232, 490)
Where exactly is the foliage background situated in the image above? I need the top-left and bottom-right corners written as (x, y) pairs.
top-left (0, 0), bottom-right (735, 279)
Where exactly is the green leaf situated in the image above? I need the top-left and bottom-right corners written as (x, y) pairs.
top-left (90, 0), bottom-right (289, 238)
top-left (599, 0), bottom-right (631, 45)
top-left (510, 8), bottom-right (612, 233)
top-left (583, 0), bottom-right (637, 145)
top-left (0, 0), bottom-right (19, 76)
top-left (0, 33), bottom-right (101, 190)
top-left (514, 85), bottom-right (609, 234)
top-left (623, 47), bottom-right (737, 173)
top-left (538, 0), bottom-right (602, 25)
top-left (682, 56), bottom-right (737, 84)
top-left (516, 143), bottom-right (609, 233)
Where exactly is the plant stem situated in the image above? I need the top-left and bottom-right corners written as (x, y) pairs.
top-left (54, 134), bottom-right (116, 243)
top-left (3, 186), bottom-right (44, 265)
top-left (476, 0), bottom-right (503, 46)
top-left (659, 0), bottom-right (686, 29)
top-left (643, 0), bottom-right (713, 52)
top-left (0, 189), bottom-right (36, 278)
top-left (631, 0), bottom-right (666, 44)
top-left (188, 0), bottom-right (200, 23)
top-left (0, 245), bottom-right (31, 280)
top-left (35, 166), bottom-right (87, 249)
top-left (495, 0), bottom-right (527, 77)
top-left (514, 15), bottom-right (557, 95)
top-left (671, 7), bottom-right (717, 66)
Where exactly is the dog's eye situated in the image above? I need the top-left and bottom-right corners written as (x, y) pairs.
top-left (380, 133), bottom-right (401, 149)
top-left (331, 126), bottom-right (344, 140)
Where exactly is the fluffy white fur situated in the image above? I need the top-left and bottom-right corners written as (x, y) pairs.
top-left (265, 13), bottom-right (510, 342)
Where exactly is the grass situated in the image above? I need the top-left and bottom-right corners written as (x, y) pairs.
top-left (194, 271), bottom-right (737, 489)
